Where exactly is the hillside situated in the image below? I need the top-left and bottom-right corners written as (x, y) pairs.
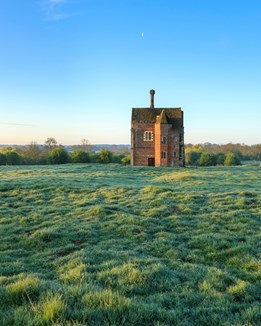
top-left (0, 164), bottom-right (260, 325)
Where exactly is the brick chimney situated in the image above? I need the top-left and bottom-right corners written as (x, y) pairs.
top-left (150, 89), bottom-right (155, 109)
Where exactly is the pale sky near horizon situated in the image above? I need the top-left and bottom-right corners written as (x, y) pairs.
top-left (0, 0), bottom-right (261, 145)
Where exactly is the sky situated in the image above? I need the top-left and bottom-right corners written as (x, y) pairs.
top-left (0, 0), bottom-right (261, 145)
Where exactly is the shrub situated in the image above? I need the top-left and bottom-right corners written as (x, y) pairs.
top-left (96, 149), bottom-right (112, 163)
top-left (0, 153), bottom-right (6, 165)
top-left (186, 151), bottom-right (201, 165)
top-left (224, 152), bottom-right (241, 166)
top-left (216, 153), bottom-right (225, 165)
top-left (112, 154), bottom-right (125, 164)
top-left (198, 152), bottom-right (216, 166)
top-left (89, 152), bottom-right (98, 163)
top-left (48, 147), bottom-right (69, 164)
top-left (6, 151), bottom-right (22, 165)
top-left (121, 155), bottom-right (131, 165)
top-left (71, 150), bottom-right (90, 163)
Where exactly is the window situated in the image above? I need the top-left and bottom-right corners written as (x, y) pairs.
top-left (174, 152), bottom-right (177, 159)
top-left (179, 134), bottom-right (183, 142)
top-left (144, 131), bottom-right (153, 141)
top-left (161, 136), bottom-right (167, 144)
top-left (161, 152), bottom-right (167, 159)
top-left (174, 136), bottom-right (178, 143)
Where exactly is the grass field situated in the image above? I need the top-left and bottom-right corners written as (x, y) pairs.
top-left (0, 164), bottom-right (260, 325)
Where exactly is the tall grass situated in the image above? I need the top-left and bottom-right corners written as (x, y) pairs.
top-left (0, 164), bottom-right (260, 325)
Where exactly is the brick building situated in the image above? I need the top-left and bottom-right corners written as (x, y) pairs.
top-left (131, 90), bottom-right (185, 167)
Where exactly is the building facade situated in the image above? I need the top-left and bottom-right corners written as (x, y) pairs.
top-left (131, 90), bottom-right (185, 167)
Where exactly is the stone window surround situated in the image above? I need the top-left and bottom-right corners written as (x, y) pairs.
top-left (143, 131), bottom-right (153, 141)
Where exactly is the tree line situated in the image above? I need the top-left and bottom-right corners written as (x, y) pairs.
top-left (185, 144), bottom-right (258, 166)
top-left (0, 138), bottom-right (131, 166)
top-left (186, 143), bottom-right (261, 161)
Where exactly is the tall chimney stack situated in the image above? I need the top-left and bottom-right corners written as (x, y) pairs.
top-left (150, 89), bottom-right (155, 109)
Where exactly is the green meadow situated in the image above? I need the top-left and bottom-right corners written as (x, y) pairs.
top-left (0, 164), bottom-right (260, 325)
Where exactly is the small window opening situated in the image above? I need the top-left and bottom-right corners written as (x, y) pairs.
top-left (161, 136), bottom-right (167, 144)
top-left (161, 152), bottom-right (167, 159)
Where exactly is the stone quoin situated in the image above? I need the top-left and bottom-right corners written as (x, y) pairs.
top-left (131, 90), bottom-right (185, 167)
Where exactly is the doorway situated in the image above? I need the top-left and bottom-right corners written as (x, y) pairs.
top-left (148, 158), bottom-right (155, 166)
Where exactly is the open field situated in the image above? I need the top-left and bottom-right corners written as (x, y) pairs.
top-left (0, 164), bottom-right (260, 325)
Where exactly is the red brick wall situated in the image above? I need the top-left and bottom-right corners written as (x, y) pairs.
top-left (131, 121), bottom-right (185, 167)
top-left (131, 122), bottom-right (155, 166)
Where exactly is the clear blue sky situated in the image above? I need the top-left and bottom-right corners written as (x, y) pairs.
top-left (0, 0), bottom-right (261, 145)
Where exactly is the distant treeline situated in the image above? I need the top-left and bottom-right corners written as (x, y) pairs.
top-left (186, 143), bottom-right (261, 161)
top-left (185, 143), bottom-right (261, 166)
top-left (0, 138), bottom-right (131, 166)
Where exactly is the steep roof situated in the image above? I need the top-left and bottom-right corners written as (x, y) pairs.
top-left (132, 108), bottom-right (183, 128)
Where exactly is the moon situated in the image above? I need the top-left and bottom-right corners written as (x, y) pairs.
top-left (141, 32), bottom-right (144, 37)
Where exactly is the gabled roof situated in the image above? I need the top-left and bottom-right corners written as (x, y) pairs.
top-left (131, 108), bottom-right (183, 128)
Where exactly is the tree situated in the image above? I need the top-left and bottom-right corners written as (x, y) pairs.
top-left (186, 151), bottom-right (201, 165)
top-left (224, 153), bottom-right (241, 166)
top-left (0, 147), bottom-right (22, 165)
top-left (6, 151), bottom-right (22, 165)
top-left (80, 139), bottom-right (92, 152)
top-left (185, 145), bottom-right (204, 165)
top-left (71, 150), bottom-right (90, 163)
top-left (45, 137), bottom-right (58, 150)
top-left (48, 147), bottom-right (69, 164)
top-left (216, 153), bottom-right (225, 165)
top-left (0, 153), bottom-right (6, 165)
top-left (121, 155), bottom-right (131, 165)
top-left (198, 152), bottom-right (216, 166)
top-left (23, 142), bottom-right (42, 164)
top-left (0, 146), bottom-right (14, 154)
top-left (112, 154), bottom-right (125, 163)
top-left (97, 149), bottom-right (112, 163)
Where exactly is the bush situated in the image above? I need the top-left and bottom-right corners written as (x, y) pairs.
top-left (48, 147), bottom-right (69, 164)
top-left (111, 154), bottom-right (125, 164)
top-left (216, 153), bottom-right (225, 165)
top-left (224, 152), bottom-right (241, 166)
top-left (121, 155), bottom-right (131, 165)
top-left (198, 152), bottom-right (216, 166)
top-left (96, 149), bottom-right (112, 163)
top-left (5, 151), bottom-right (22, 165)
top-left (0, 153), bottom-right (6, 165)
top-left (89, 153), bottom-right (98, 163)
top-left (186, 151), bottom-right (201, 165)
top-left (71, 150), bottom-right (90, 163)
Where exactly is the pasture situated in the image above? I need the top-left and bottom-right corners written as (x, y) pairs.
top-left (0, 164), bottom-right (260, 325)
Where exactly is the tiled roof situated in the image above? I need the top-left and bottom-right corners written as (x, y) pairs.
top-left (132, 108), bottom-right (183, 127)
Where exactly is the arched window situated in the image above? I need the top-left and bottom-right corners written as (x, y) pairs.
top-left (144, 131), bottom-right (153, 141)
